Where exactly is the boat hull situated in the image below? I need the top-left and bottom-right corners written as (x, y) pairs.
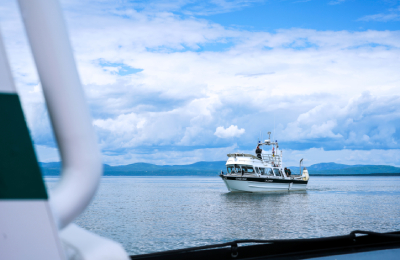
top-left (221, 176), bottom-right (307, 192)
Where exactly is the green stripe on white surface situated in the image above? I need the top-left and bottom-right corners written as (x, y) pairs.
top-left (0, 93), bottom-right (47, 199)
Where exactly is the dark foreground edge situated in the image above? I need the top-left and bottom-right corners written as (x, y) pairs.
top-left (130, 230), bottom-right (400, 260)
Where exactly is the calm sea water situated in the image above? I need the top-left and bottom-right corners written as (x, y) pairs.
top-left (45, 176), bottom-right (400, 255)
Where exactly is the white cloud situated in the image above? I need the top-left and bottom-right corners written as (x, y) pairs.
top-left (2, 0), bottom-right (400, 165)
top-left (328, 0), bottom-right (346, 6)
top-left (103, 144), bottom-right (240, 166)
top-left (120, 0), bottom-right (265, 16)
top-left (34, 145), bottom-right (60, 163)
top-left (214, 125), bottom-right (245, 138)
top-left (358, 6), bottom-right (400, 22)
top-left (93, 95), bottom-right (222, 150)
top-left (282, 104), bottom-right (343, 140)
top-left (283, 148), bottom-right (400, 167)
top-left (280, 92), bottom-right (400, 150)
top-left (32, 141), bottom-right (400, 168)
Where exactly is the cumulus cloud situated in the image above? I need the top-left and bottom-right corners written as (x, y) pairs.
top-left (283, 148), bottom-right (400, 167)
top-left (92, 95), bottom-right (222, 152)
top-left (103, 144), bottom-right (240, 166)
top-left (1, 0), bottom-right (400, 165)
top-left (280, 92), bottom-right (400, 150)
top-left (214, 125), bottom-right (245, 138)
top-left (282, 104), bottom-right (343, 140)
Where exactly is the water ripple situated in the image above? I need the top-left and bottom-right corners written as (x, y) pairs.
top-left (45, 176), bottom-right (400, 255)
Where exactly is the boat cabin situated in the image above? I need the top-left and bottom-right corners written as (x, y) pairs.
top-left (224, 152), bottom-right (287, 178)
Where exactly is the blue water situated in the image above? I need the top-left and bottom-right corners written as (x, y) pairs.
top-left (45, 176), bottom-right (400, 255)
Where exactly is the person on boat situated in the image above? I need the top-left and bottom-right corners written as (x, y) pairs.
top-left (255, 145), bottom-right (262, 159)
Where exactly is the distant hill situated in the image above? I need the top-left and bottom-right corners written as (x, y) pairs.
top-left (40, 161), bottom-right (400, 176)
top-left (289, 163), bottom-right (400, 176)
top-left (40, 162), bottom-right (62, 176)
top-left (40, 161), bottom-right (227, 176)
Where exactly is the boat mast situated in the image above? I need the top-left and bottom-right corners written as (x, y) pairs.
top-left (300, 158), bottom-right (303, 175)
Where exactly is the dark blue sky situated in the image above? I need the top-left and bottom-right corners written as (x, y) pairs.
top-left (197, 0), bottom-right (400, 32)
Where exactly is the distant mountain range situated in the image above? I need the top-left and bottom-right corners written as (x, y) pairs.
top-left (288, 163), bottom-right (400, 176)
top-left (40, 161), bottom-right (400, 176)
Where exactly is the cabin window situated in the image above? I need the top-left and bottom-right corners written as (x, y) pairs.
top-left (273, 168), bottom-right (281, 176)
top-left (234, 165), bottom-right (241, 173)
top-left (234, 164), bottom-right (255, 174)
top-left (241, 165), bottom-right (255, 174)
top-left (227, 166), bottom-right (234, 173)
top-left (255, 167), bottom-right (260, 174)
top-left (267, 168), bottom-right (274, 176)
top-left (259, 168), bottom-right (266, 175)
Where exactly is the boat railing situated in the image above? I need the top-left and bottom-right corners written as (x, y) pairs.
top-left (262, 154), bottom-right (282, 166)
top-left (227, 153), bottom-right (282, 166)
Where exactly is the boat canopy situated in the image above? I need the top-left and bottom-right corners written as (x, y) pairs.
top-left (227, 153), bottom-right (259, 160)
top-left (227, 153), bottom-right (282, 167)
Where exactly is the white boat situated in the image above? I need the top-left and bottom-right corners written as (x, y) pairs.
top-left (220, 133), bottom-right (309, 192)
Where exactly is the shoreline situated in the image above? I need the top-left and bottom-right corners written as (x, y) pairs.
top-left (43, 173), bottom-right (400, 177)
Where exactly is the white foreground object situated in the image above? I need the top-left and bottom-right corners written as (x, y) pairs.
top-left (18, 0), bottom-right (103, 230)
top-left (0, 0), bottom-right (129, 259)
top-left (60, 224), bottom-right (130, 260)
top-left (0, 201), bottom-right (65, 260)
top-left (302, 168), bottom-right (310, 181)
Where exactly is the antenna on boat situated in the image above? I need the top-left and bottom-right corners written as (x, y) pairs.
top-left (260, 131), bottom-right (264, 148)
top-left (274, 114), bottom-right (275, 143)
